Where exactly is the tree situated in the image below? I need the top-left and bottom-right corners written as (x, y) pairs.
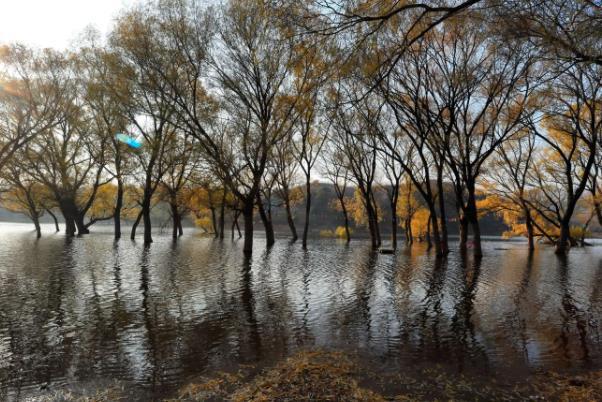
top-left (0, 45), bottom-right (65, 173)
top-left (526, 62), bottom-right (601, 254)
top-left (23, 53), bottom-right (112, 237)
top-left (157, 131), bottom-right (200, 238)
top-left (322, 145), bottom-right (352, 242)
top-left (396, 178), bottom-right (421, 244)
top-left (272, 137), bottom-right (301, 240)
top-left (111, 8), bottom-right (180, 244)
top-left (330, 88), bottom-right (383, 249)
top-left (289, 36), bottom-right (330, 248)
top-left (78, 37), bottom-right (133, 240)
top-left (479, 129), bottom-right (542, 250)
top-left (0, 158), bottom-right (51, 238)
top-left (492, 0), bottom-right (602, 66)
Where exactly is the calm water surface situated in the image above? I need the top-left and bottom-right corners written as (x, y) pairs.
top-left (0, 223), bottom-right (600, 399)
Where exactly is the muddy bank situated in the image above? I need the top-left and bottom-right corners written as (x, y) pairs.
top-left (30, 350), bottom-right (601, 401)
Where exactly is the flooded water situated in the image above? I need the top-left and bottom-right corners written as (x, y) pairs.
top-left (0, 223), bottom-right (601, 400)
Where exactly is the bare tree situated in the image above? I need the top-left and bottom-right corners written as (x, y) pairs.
top-left (0, 45), bottom-right (66, 173)
top-left (526, 62), bottom-right (601, 254)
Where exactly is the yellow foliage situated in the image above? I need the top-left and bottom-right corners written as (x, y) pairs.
top-left (410, 208), bottom-right (431, 239)
top-left (319, 229), bottom-right (335, 238)
top-left (346, 188), bottom-right (382, 227)
top-left (335, 226), bottom-right (351, 238)
top-left (86, 184), bottom-right (117, 220)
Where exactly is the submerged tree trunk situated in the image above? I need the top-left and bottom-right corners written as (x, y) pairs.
top-left (459, 213), bottom-right (468, 253)
top-left (242, 202), bottom-right (254, 255)
top-left (59, 199), bottom-right (77, 237)
top-left (256, 194), bottom-right (275, 247)
top-left (428, 204), bottom-right (443, 256)
top-left (210, 207), bottom-right (218, 238)
top-left (170, 196), bottom-right (180, 239)
top-left (142, 200), bottom-right (152, 244)
top-left (436, 167), bottom-right (449, 254)
top-left (284, 197), bottom-right (298, 241)
top-left (75, 213), bottom-right (89, 235)
top-left (366, 202), bottom-right (379, 249)
top-left (32, 214), bottom-right (41, 238)
top-left (114, 179), bottom-right (124, 240)
top-left (405, 218), bottom-right (413, 245)
top-left (466, 183), bottom-right (482, 257)
top-left (232, 209), bottom-right (242, 239)
top-left (218, 192), bottom-right (226, 239)
top-left (302, 177), bottom-right (311, 248)
top-left (525, 210), bottom-right (535, 252)
top-left (556, 220), bottom-right (570, 255)
top-left (131, 209), bottom-right (143, 240)
top-left (46, 209), bottom-right (60, 232)
top-left (426, 213), bottom-right (432, 249)
top-left (390, 200), bottom-right (398, 250)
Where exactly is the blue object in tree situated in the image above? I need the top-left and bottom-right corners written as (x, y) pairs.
top-left (115, 133), bottom-right (142, 149)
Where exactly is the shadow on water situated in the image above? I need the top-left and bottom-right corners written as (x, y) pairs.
top-left (0, 226), bottom-right (601, 399)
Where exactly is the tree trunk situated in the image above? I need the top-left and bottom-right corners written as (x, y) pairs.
top-left (46, 209), bottom-right (60, 232)
top-left (470, 216), bottom-right (483, 258)
top-left (284, 197), bottom-right (298, 241)
top-left (131, 209), bottom-right (143, 240)
top-left (75, 213), bottom-right (89, 235)
top-left (366, 202), bottom-right (379, 249)
top-left (373, 197), bottom-right (382, 248)
top-left (218, 192), bottom-right (226, 239)
top-left (426, 213), bottom-right (432, 249)
top-left (427, 204), bottom-right (443, 256)
top-left (595, 202), bottom-right (602, 226)
top-left (525, 211), bottom-right (535, 252)
top-left (114, 179), bottom-right (124, 240)
top-left (302, 177), bottom-right (311, 248)
top-left (142, 199), bottom-right (153, 244)
top-left (340, 199), bottom-right (351, 243)
top-left (33, 214), bottom-right (42, 238)
top-left (59, 199), bottom-right (77, 237)
top-left (232, 210), bottom-right (241, 239)
top-left (256, 194), bottom-right (275, 247)
top-left (170, 197), bottom-right (180, 239)
top-left (459, 214), bottom-right (468, 253)
top-left (555, 220), bottom-right (570, 255)
top-left (436, 166), bottom-right (449, 254)
top-left (242, 202), bottom-right (254, 255)
top-left (466, 183), bottom-right (482, 257)
top-left (405, 217), bottom-right (413, 244)
top-left (210, 207), bottom-right (218, 238)
top-left (390, 200), bottom-right (398, 250)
